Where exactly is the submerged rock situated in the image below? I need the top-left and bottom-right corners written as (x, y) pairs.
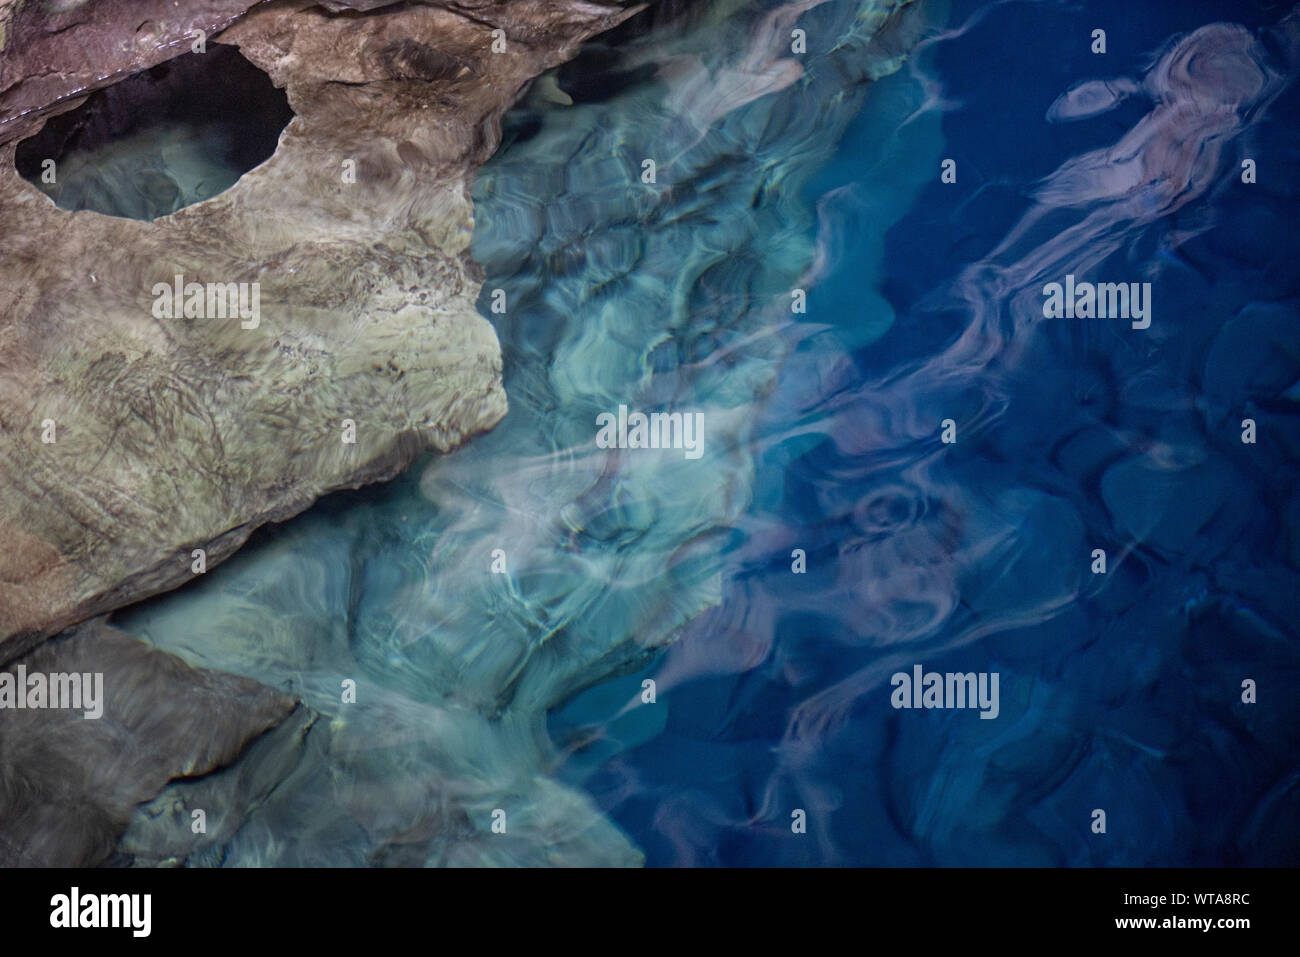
top-left (0, 618), bottom-right (297, 867)
top-left (0, 0), bottom-right (643, 657)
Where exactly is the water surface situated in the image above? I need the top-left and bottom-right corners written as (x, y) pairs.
top-left (117, 0), bottom-right (1300, 867)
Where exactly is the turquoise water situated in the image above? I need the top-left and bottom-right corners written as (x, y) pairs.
top-left (114, 0), bottom-right (1300, 867)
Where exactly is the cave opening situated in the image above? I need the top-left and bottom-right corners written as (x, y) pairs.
top-left (15, 44), bottom-right (294, 222)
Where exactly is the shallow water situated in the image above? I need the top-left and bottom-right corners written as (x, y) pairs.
top-left (116, 0), bottom-right (1300, 867)
top-left (16, 46), bottom-right (293, 220)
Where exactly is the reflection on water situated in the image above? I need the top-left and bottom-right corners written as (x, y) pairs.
top-left (550, 0), bottom-right (1300, 866)
top-left (115, 0), bottom-right (1300, 866)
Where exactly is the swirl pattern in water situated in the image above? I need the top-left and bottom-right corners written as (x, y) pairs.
top-left (115, 0), bottom-right (1300, 867)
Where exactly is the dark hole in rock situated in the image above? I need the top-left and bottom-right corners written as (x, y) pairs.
top-left (15, 45), bottom-right (294, 222)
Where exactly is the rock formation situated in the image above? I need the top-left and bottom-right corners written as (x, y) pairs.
top-left (0, 0), bottom-right (642, 660)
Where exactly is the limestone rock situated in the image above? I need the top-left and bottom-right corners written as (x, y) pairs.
top-left (0, 0), bottom-right (642, 659)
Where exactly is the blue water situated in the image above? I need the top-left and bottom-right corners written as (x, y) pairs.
top-left (116, 0), bottom-right (1300, 867)
top-left (548, 0), bottom-right (1300, 866)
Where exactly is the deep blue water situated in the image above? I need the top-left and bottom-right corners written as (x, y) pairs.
top-left (117, 0), bottom-right (1300, 867)
top-left (547, 0), bottom-right (1300, 866)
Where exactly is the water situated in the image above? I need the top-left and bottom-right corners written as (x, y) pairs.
top-left (115, 0), bottom-right (1300, 867)
top-left (16, 46), bottom-right (292, 221)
